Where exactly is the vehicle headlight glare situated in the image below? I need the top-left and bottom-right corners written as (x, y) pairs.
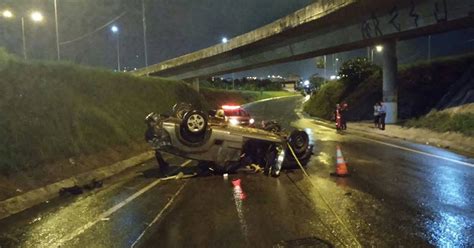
top-left (229, 118), bottom-right (239, 126)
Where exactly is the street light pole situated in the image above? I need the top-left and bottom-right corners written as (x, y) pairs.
top-left (54, 0), bottom-right (60, 60)
top-left (142, 0), bottom-right (148, 68)
top-left (324, 55), bottom-right (327, 81)
top-left (2, 10), bottom-right (43, 60)
top-left (116, 32), bottom-right (121, 71)
top-left (111, 25), bottom-right (120, 71)
top-left (21, 17), bottom-right (27, 60)
top-left (232, 72), bottom-right (235, 90)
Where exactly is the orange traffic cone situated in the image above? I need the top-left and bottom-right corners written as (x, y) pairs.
top-left (331, 146), bottom-right (349, 177)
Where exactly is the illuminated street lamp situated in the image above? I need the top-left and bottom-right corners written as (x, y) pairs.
top-left (111, 25), bottom-right (121, 71)
top-left (111, 25), bottom-right (118, 33)
top-left (30, 11), bottom-right (44, 22)
top-left (2, 10), bottom-right (13, 18)
top-left (1, 9), bottom-right (44, 60)
top-left (222, 37), bottom-right (228, 43)
top-left (370, 45), bottom-right (383, 62)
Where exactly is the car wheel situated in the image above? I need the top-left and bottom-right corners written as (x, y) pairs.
top-left (184, 110), bottom-right (207, 133)
top-left (288, 130), bottom-right (309, 156)
top-left (263, 121), bottom-right (282, 133)
top-left (180, 110), bottom-right (208, 143)
top-left (173, 103), bottom-right (192, 119)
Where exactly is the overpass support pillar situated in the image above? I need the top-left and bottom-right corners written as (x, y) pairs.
top-left (192, 78), bottom-right (200, 92)
top-left (382, 40), bottom-right (398, 124)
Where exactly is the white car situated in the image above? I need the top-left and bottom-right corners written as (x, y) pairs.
top-left (145, 103), bottom-right (313, 176)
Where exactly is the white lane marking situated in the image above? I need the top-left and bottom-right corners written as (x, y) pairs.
top-left (52, 160), bottom-right (192, 247)
top-left (358, 136), bottom-right (474, 168)
top-left (131, 182), bottom-right (187, 248)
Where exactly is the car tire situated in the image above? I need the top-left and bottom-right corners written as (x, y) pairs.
top-left (180, 110), bottom-right (208, 143)
top-left (288, 130), bottom-right (309, 156)
top-left (263, 121), bottom-right (282, 133)
top-left (173, 103), bottom-right (193, 119)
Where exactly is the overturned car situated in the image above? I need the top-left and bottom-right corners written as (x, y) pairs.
top-left (144, 103), bottom-right (313, 177)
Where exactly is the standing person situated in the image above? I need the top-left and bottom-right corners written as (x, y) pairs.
top-left (373, 102), bottom-right (381, 128)
top-left (340, 102), bottom-right (348, 130)
top-left (379, 101), bottom-right (387, 130)
top-left (334, 104), bottom-right (341, 130)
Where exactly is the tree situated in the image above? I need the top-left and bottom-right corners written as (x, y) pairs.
top-left (315, 57), bottom-right (326, 69)
top-left (338, 57), bottom-right (380, 85)
top-left (309, 73), bottom-right (325, 89)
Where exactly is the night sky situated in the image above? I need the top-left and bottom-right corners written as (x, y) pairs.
top-left (0, 0), bottom-right (473, 79)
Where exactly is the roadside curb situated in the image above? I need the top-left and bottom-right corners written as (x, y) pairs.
top-left (305, 115), bottom-right (474, 155)
top-left (0, 151), bottom-right (155, 220)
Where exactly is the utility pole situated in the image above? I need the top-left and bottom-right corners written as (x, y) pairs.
top-left (142, 0), bottom-right (149, 68)
top-left (232, 72), bottom-right (235, 90)
top-left (324, 55), bottom-right (327, 81)
top-left (21, 17), bottom-right (27, 60)
top-left (54, 0), bottom-right (60, 60)
top-left (116, 33), bottom-right (121, 71)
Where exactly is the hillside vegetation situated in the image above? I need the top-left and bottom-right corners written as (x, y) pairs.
top-left (304, 53), bottom-right (474, 124)
top-left (0, 50), bottom-right (205, 175)
top-left (405, 104), bottom-right (474, 136)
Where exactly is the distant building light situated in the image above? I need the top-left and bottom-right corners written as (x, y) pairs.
top-left (330, 75), bottom-right (337, 80)
top-left (376, 45), bottom-right (383, 52)
top-left (222, 37), bottom-right (228, 43)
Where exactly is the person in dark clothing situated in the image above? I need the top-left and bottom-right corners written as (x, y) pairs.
top-left (379, 101), bottom-right (387, 130)
top-left (340, 102), bottom-right (348, 130)
top-left (373, 102), bottom-right (381, 128)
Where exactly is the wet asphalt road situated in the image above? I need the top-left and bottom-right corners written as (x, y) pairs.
top-left (0, 96), bottom-right (473, 247)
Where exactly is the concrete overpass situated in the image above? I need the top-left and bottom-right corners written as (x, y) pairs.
top-left (133, 0), bottom-right (473, 123)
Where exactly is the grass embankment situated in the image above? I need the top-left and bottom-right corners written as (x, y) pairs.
top-left (0, 51), bottom-right (204, 178)
top-left (201, 88), bottom-right (296, 108)
top-left (304, 53), bottom-right (474, 134)
top-left (404, 104), bottom-right (474, 136)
